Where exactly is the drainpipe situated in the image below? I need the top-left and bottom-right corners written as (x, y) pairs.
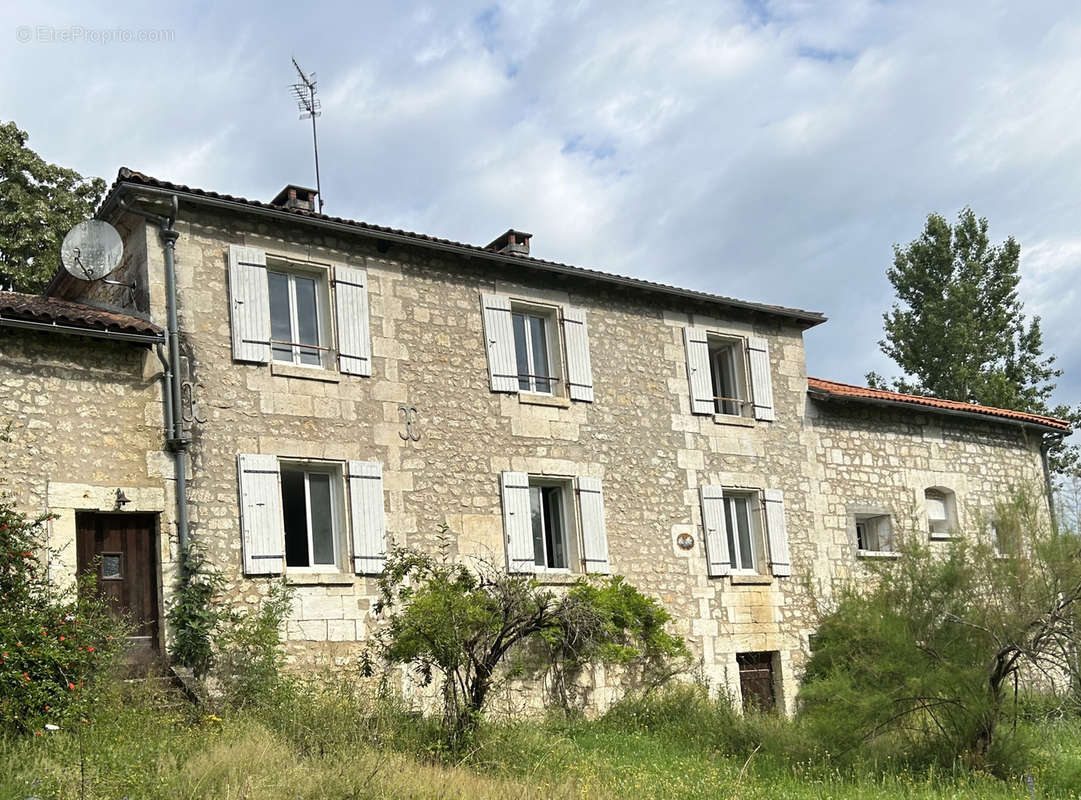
top-left (119, 195), bottom-right (189, 554)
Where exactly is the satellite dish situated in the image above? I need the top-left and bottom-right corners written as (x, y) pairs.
top-left (61, 220), bottom-right (123, 281)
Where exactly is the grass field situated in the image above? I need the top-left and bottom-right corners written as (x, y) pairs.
top-left (2, 682), bottom-right (1080, 800)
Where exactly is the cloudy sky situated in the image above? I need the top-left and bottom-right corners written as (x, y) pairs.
top-left (3, 0), bottom-right (1080, 412)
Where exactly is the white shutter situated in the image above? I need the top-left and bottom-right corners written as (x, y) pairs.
top-left (334, 265), bottom-right (372, 377)
top-left (577, 476), bottom-right (610, 574)
top-left (482, 294), bottom-right (519, 393)
top-left (348, 460), bottom-right (386, 574)
top-left (764, 488), bottom-right (791, 577)
top-left (748, 336), bottom-right (775, 421)
top-left (563, 307), bottom-right (595, 403)
top-left (237, 454), bottom-right (284, 575)
top-left (500, 471), bottom-right (535, 573)
top-left (227, 245), bottom-right (271, 363)
top-left (699, 486), bottom-right (731, 576)
top-left (684, 327), bottom-right (714, 415)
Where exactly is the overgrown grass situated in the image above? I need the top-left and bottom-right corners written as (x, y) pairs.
top-left (2, 681), bottom-right (1079, 799)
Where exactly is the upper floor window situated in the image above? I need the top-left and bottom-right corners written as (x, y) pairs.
top-left (227, 245), bottom-right (372, 376)
top-left (684, 327), bottom-right (775, 421)
top-left (512, 305), bottom-right (559, 394)
top-left (925, 488), bottom-right (957, 539)
top-left (722, 491), bottom-right (762, 572)
top-left (482, 294), bottom-right (595, 403)
top-left (269, 268), bottom-right (327, 367)
top-left (709, 336), bottom-right (750, 416)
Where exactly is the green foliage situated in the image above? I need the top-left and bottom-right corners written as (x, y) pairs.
top-left (0, 121), bottom-right (106, 291)
top-left (211, 579), bottom-right (295, 710)
top-left (366, 537), bottom-right (687, 744)
top-left (869, 208), bottom-right (1060, 415)
top-left (798, 489), bottom-right (1081, 775)
top-left (0, 488), bottom-right (128, 734)
top-left (166, 545), bottom-right (225, 678)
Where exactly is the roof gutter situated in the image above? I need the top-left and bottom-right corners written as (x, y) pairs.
top-left (99, 182), bottom-right (827, 329)
top-left (807, 387), bottom-right (1070, 436)
top-left (0, 314), bottom-right (163, 345)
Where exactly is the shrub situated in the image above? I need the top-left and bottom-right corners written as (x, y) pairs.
top-left (0, 493), bottom-right (128, 733)
top-left (167, 545), bottom-right (225, 678)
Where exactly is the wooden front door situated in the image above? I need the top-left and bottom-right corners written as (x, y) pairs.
top-left (76, 513), bottom-right (159, 656)
top-left (737, 651), bottom-right (777, 712)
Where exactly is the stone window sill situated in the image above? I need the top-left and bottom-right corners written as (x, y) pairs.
top-left (929, 532), bottom-right (959, 542)
top-left (857, 550), bottom-right (902, 559)
top-left (284, 572), bottom-right (355, 586)
top-left (271, 362), bottom-right (341, 383)
top-left (713, 414), bottom-right (755, 428)
top-left (518, 392), bottom-right (572, 409)
top-left (729, 573), bottom-right (772, 585)
top-left (532, 571), bottom-right (582, 585)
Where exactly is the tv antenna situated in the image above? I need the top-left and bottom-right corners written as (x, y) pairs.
top-left (291, 57), bottom-right (325, 214)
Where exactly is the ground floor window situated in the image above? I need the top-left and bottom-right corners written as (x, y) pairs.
top-left (737, 651), bottom-right (777, 712)
top-left (855, 513), bottom-right (893, 552)
top-left (529, 480), bottom-right (570, 570)
top-left (282, 464), bottom-right (342, 569)
top-left (723, 492), bottom-right (761, 572)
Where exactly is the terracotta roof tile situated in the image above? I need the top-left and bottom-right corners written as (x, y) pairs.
top-left (808, 377), bottom-right (1070, 432)
top-left (102, 168), bottom-right (827, 327)
top-left (0, 291), bottom-right (161, 338)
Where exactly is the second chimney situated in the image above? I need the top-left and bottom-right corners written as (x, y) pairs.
top-left (270, 185), bottom-right (319, 212)
top-left (485, 229), bottom-right (532, 256)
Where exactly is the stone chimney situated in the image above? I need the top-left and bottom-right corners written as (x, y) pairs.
top-left (270, 185), bottom-right (319, 212)
top-left (485, 229), bottom-right (532, 256)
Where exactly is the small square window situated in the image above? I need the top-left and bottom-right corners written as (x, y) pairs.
top-left (268, 263), bottom-right (331, 368)
top-left (723, 491), bottom-right (763, 573)
top-left (281, 463), bottom-right (344, 570)
top-left (925, 488), bottom-right (957, 538)
top-left (708, 337), bottom-right (749, 416)
top-left (856, 514), bottom-right (893, 552)
top-left (527, 478), bottom-right (576, 571)
top-left (512, 305), bottom-right (561, 395)
top-left (100, 553), bottom-right (123, 580)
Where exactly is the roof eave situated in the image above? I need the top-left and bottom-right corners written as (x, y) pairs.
top-left (98, 179), bottom-right (828, 329)
top-left (807, 387), bottom-right (1070, 436)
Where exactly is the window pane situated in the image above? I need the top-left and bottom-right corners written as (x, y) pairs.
top-left (543, 486), bottom-right (566, 568)
top-left (734, 498), bottom-right (755, 570)
top-left (513, 313), bottom-right (531, 391)
top-left (268, 272), bottom-right (293, 363)
top-left (281, 469), bottom-right (309, 567)
top-left (530, 316), bottom-right (551, 394)
top-left (712, 344), bottom-right (740, 415)
top-left (724, 498), bottom-right (738, 569)
top-left (529, 486), bottom-right (546, 566)
top-left (308, 473), bottom-right (335, 566)
top-left (294, 276), bottom-right (321, 366)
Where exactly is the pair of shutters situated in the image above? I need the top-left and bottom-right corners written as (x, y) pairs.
top-left (499, 471), bottom-right (609, 574)
top-left (698, 486), bottom-right (791, 577)
top-left (683, 327), bottom-right (775, 420)
top-left (237, 455), bottom-right (387, 576)
top-left (227, 244), bottom-right (372, 376)
top-left (481, 294), bottom-right (594, 402)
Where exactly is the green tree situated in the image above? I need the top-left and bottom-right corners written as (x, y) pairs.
top-left (799, 489), bottom-right (1081, 775)
top-left (868, 207), bottom-right (1078, 476)
top-left (364, 538), bottom-right (686, 747)
top-left (0, 121), bottom-right (106, 292)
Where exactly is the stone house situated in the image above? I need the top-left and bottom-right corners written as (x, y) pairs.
top-left (0, 169), bottom-right (1069, 713)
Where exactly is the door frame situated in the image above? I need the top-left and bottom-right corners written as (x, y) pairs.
top-left (45, 482), bottom-right (169, 653)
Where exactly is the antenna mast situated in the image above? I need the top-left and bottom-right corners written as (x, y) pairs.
top-left (291, 57), bottom-right (324, 213)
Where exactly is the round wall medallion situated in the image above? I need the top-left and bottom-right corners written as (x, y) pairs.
top-left (676, 533), bottom-right (695, 551)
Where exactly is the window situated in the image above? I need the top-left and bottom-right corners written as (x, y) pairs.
top-left (723, 492), bottom-right (762, 572)
top-left (856, 514), bottom-right (893, 552)
top-left (737, 651), bottom-right (777, 712)
top-left (529, 479), bottom-right (572, 570)
top-left (268, 266), bottom-right (328, 367)
top-left (709, 337), bottom-right (749, 416)
top-left (281, 463), bottom-right (343, 569)
top-left (512, 305), bottom-right (559, 394)
top-left (925, 488), bottom-right (956, 538)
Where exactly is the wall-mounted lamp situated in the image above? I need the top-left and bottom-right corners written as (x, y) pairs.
top-left (115, 488), bottom-right (131, 509)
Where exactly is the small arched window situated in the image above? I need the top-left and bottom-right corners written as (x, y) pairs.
top-left (925, 488), bottom-right (957, 538)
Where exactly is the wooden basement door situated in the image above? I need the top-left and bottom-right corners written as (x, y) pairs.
top-left (737, 651), bottom-right (777, 712)
top-left (76, 512), bottom-right (160, 664)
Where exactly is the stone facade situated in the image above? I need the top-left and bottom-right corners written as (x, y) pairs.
top-left (0, 179), bottom-right (1057, 715)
